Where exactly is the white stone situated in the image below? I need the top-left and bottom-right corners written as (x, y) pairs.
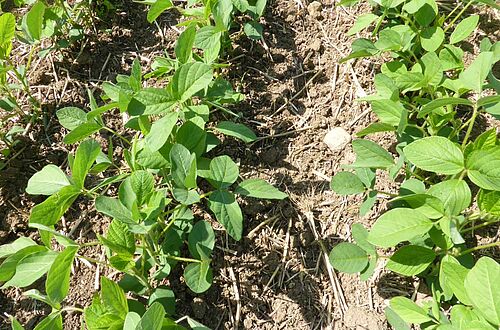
top-left (323, 127), bottom-right (351, 152)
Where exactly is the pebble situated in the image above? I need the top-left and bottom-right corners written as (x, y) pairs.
top-left (309, 39), bottom-right (322, 52)
top-left (307, 1), bottom-right (323, 19)
top-left (323, 127), bottom-right (351, 152)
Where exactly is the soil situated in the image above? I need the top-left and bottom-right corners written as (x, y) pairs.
top-left (1, 0), bottom-right (499, 329)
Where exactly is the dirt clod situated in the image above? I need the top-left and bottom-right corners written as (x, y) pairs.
top-left (323, 127), bottom-right (352, 152)
top-left (307, 1), bottom-right (323, 19)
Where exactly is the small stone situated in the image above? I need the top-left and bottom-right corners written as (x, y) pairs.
top-left (309, 39), bottom-right (322, 52)
top-left (323, 127), bottom-right (351, 152)
top-left (307, 1), bottom-right (323, 19)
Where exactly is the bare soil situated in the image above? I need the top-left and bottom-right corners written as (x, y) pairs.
top-left (1, 0), bottom-right (499, 329)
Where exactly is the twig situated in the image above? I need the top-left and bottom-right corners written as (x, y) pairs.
top-left (228, 267), bottom-right (241, 329)
top-left (247, 215), bottom-right (280, 239)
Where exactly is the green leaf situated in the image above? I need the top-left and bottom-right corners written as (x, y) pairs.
top-left (56, 107), bottom-right (88, 130)
top-left (148, 287), bottom-right (175, 315)
top-left (184, 260), bottom-right (213, 293)
top-left (145, 112), bottom-right (178, 152)
top-left (124, 312), bottom-right (141, 329)
top-left (95, 196), bottom-right (141, 231)
top-left (356, 122), bottom-right (396, 137)
top-left (0, 237), bottom-right (37, 259)
top-left (29, 185), bottom-right (81, 226)
top-left (478, 95), bottom-right (500, 109)
top-left (175, 25), bottom-right (196, 64)
top-left (176, 118), bottom-right (206, 157)
top-left (450, 15), bottom-right (479, 44)
top-left (0, 245), bottom-right (47, 282)
top-left (392, 194), bottom-right (444, 219)
top-left (459, 52), bottom-right (494, 92)
top-left (386, 245), bottom-right (435, 276)
top-left (329, 242), bottom-right (369, 273)
top-left (441, 260), bottom-right (472, 305)
top-left (63, 121), bottom-right (102, 144)
top-left (330, 172), bottom-right (365, 195)
top-left (369, 99), bottom-right (404, 125)
top-left (130, 170), bottom-right (154, 206)
top-left (129, 88), bottom-right (175, 116)
top-left (105, 220), bottom-right (135, 255)
top-left (170, 144), bottom-right (197, 189)
top-left (385, 307), bottom-right (411, 330)
top-left (466, 147), bottom-right (500, 190)
top-left (420, 26), bottom-right (444, 52)
top-left (235, 178), bottom-right (288, 199)
top-left (427, 179), bottom-right (471, 216)
top-left (25, 1), bottom-right (46, 41)
top-left (215, 121), bottom-right (257, 143)
top-left (464, 257), bottom-right (500, 326)
top-left (207, 155), bottom-right (239, 189)
top-left (172, 62), bottom-right (213, 103)
top-left (347, 13), bottom-right (378, 35)
top-left (0, 13), bottom-right (15, 47)
top-left (390, 297), bottom-right (432, 324)
top-left (73, 139), bottom-right (101, 188)
top-left (101, 276), bottom-right (128, 319)
top-left (418, 98), bottom-right (473, 118)
top-left (147, 0), bottom-right (173, 22)
top-left (46, 246), bottom-right (78, 305)
top-left (136, 302), bottom-right (165, 330)
top-left (367, 208), bottom-right (433, 248)
top-left (243, 21), bottom-right (263, 40)
top-left (188, 221), bottom-right (215, 260)
top-left (9, 316), bottom-right (24, 330)
top-left (194, 26), bottom-right (222, 50)
top-left (33, 312), bottom-right (62, 330)
top-left (439, 45), bottom-right (464, 70)
top-left (478, 189), bottom-right (500, 216)
top-left (351, 223), bottom-right (377, 255)
top-left (350, 139), bottom-right (394, 169)
top-left (2, 250), bottom-right (58, 288)
top-left (26, 165), bottom-right (71, 195)
top-left (404, 136), bottom-right (464, 175)
top-left (208, 190), bottom-right (243, 240)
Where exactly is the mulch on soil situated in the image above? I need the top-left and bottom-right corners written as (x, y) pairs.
top-left (1, 0), bottom-right (499, 329)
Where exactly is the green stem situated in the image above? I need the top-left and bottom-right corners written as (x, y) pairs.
top-left (458, 241), bottom-right (500, 256)
top-left (443, 0), bottom-right (475, 34)
top-left (104, 127), bottom-right (131, 145)
top-left (461, 104), bottom-right (478, 147)
top-left (204, 100), bottom-right (240, 118)
top-left (372, 9), bottom-right (388, 37)
top-left (62, 306), bottom-right (85, 313)
top-left (166, 255), bottom-right (202, 263)
top-left (461, 221), bottom-right (496, 233)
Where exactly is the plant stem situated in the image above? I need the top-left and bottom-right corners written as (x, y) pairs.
top-left (461, 104), bottom-right (478, 147)
top-left (443, 0), bottom-right (474, 34)
top-left (458, 241), bottom-right (500, 256)
top-left (62, 306), bottom-right (85, 313)
top-left (461, 221), bottom-right (496, 233)
top-left (166, 255), bottom-right (202, 263)
top-left (104, 127), bottom-right (131, 145)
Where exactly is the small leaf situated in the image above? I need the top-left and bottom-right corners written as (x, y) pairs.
top-left (235, 178), bottom-right (288, 199)
top-left (56, 107), bottom-right (88, 130)
top-left (184, 261), bottom-right (213, 293)
top-left (172, 62), bottom-right (213, 103)
top-left (101, 276), bottom-right (128, 319)
top-left (215, 121), bottom-right (257, 143)
top-left (9, 316), bottom-right (25, 330)
top-left (350, 139), bottom-right (394, 169)
top-left (356, 122), bottom-right (396, 137)
top-left (418, 98), bottom-right (473, 118)
top-left (441, 260), bottom-right (472, 305)
top-left (243, 21), bottom-right (263, 40)
top-left (136, 302), bottom-right (165, 330)
top-left (351, 223), bottom-right (377, 255)
top-left (63, 121), bottom-right (102, 144)
top-left (420, 26), bottom-right (444, 52)
top-left (208, 190), bottom-right (243, 240)
top-left (478, 189), bottom-right (500, 216)
top-left (466, 147), bottom-right (500, 190)
top-left (188, 221), bottom-right (215, 260)
top-left (207, 155), bottom-right (239, 189)
top-left (73, 139), bottom-right (101, 188)
top-left (450, 15), bottom-right (479, 44)
top-left (0, 245), bottom-right (47, 282)
top-left (464, 257), bottom-right (500, 326)
top-left (25, 1), bottom-right (46, 41)
top-left (33, 312), bottom-right (62, 330)
top-left (385, 307), bottom-right (411, 330)
top-left (46, 246), bottom-right (78, 305)
top-left (170, 144), bottom-right (197, 189)
top-left (0, 13), bottom-right (15, 47)
top-left (330, 172), bottom-right (365, 195)
top-left (386, 245), bottom-right (435, 276)
top-left (404, 136), bottom-right (464, 175)
top-left (347, 13), bottom-right (379, 35)
top-left (145, 111), bottom-right (178, 152)
top-left (148, 287), bottom-right (175, 315)
top-left (130, 170), bottom-right (154, 206)
top-left (427, 179), bottom-right (471, 216)
top-left (367, 208), bottom-right (433, 248)
top-left (147, 0), bottom-right (173, 22)
top-left (175, 25), bottom-right (196, 64)
top-left (459, 52), bottom-right (494, 92)
top-left (2, 250), bottom-right (58, 288)
top-left (129, 88), bottom-right (175, 116)
top-left (29, 185), bottom-right (81, 226)
top-left (0, 237), bottom-right (37, 259)
top-left (26, 165), bottom-right (71, 195)
top-left (329, 242), bottom-right (369, 273)
top-left (390, 297), bottom-right (432, 324)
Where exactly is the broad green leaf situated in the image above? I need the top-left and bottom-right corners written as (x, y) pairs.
top-left (56, 107), bottom-right (87, 130)
top-left (104, 220), bottom-right (135, 255)
top-left (441, 260), bottom-right (472, 305)
top-left (235, 178), bottom-right (288, 199)
top-left (385, 307), bottom-right (411, 330)
top-left (420, 51), bottom-right (442, 86)
top-left (215, 121), bottom-right (257, 143)
top-left (386, 245), bottom-right (435, 276)
top-left (95, 196), bottom-right (144, 233)
top-left (172, 62), bottom-right (213, 103)
top-left (176, 118), bottom-right (206, 157)
top-left (26, 165), bottom-right (71, 195)
top-left (478, 95), bottom-right (500, 109)
top-left (420, 26), bottom-right (444, 52)
top-left (418, 98), bottom-right (473, 118)
top-left (188, 221), bottom-right (215, 260)
top-left (25, 1), bottom-right (46, 41)
top-left (170, 144), bottom-right (197, 189)
top-left (0, 13), bottom-right (15, 46)
top-left (148, 287), bottom-right (175, 315)
top-left (147, 0), bottom-right (173, 22)
top-left (0, 245), bottom-right (47, 282)
top-left (172, 188), bottom-right (200, 205)
top-left (194, 26), bottom-right (222, 50)
top-left (359, 253), bottom-right (378, 281)
top-left (350, 139), bottom-right (394, 169)
top-left (439, 45), bottom-right (464, 70)
top-left (478, 189), bottom-right (500, 216)
top-left (124, 312), bottom-right (141, 329)
top-left (29, 185), bottom-right (81, 226)
top-left (464, 257), bottom-right (500, 325)
top-left (46, 246), bottom-right (78, 305)
top-left (427, 179), bottom-right (471, 216)
top-left (130, 170), bottom-right (154, 206)
top-left (459, 52), bottom-right (494, 92)
top-left (392, 194), bottom-right (444, 219)
top-left (450, 305), bottom-right (484, 330)
top-left (466, 147), bottom-right (500, 190)
top-left (208, 190), bottom-right (243, 240)
top-left (63, 121), bottom-right (102, 144)
top-left (9, 316), bottom-right (24, 330)
top-left (129, 88), bottom-right (175, 115)
top-left (184, 260), bottom-right (213, 293)
top-left (33, 312), bottom-right (62, 330)
top-left (207, 155), bottom-right (238, 189)
top-left (0, 237), bottom-right (36, 259)
top-left (175, 25), bottom-right (196, 64)
top-left (375, 29), bottom-right (402, 51)
top-left (351, 223), bottom-right (377, 255)
top-left (329, 242), bottom-right (369, 273)
top-left (356, 122), bottom-right (396, 137)
top-left (2, 250), bottom-right (58, 288)
top-left (404, 136), bottom-right (464, 175)
top-left (101, 276), bottom-right (128, 319)
top-left (330, 172), bottom-right (365, 195)
top-left (243, 21), bottom-right (263, 40)
top-left (213, 0), bottom-right (233, 29)
top-left (145, 111), bottom-right (178, 152)
top-left (136, 302), bottom-right (164, 330)
top-left (347, 13), bottom-right (378, 35)
top-left (73, 139), bottom-right (101, 188)
top-left (369, 99), bottom-right (404, 125)
top-left (390, 297), bottom-right (432, 324)
top-left (367, 208), bottom-right (432, 248)
top-left (450, 15), bottom-right (479, 44)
